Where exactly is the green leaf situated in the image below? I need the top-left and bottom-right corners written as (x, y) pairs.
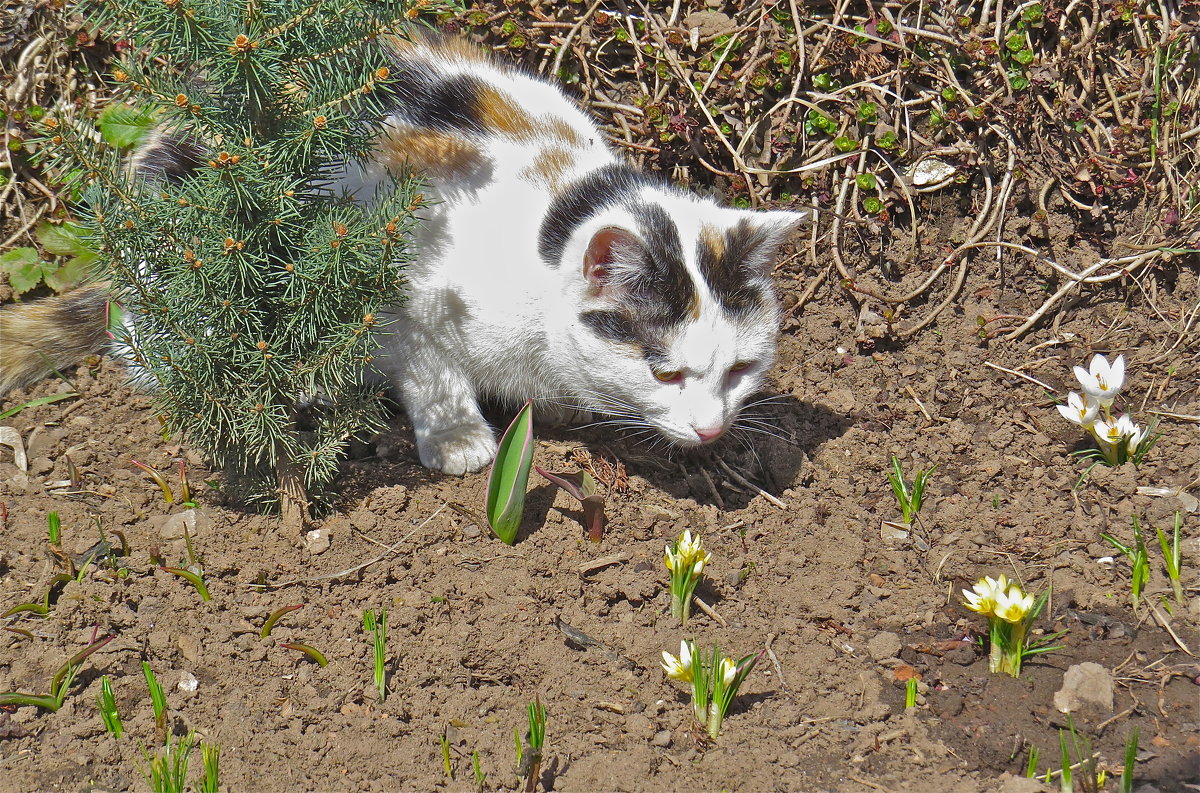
top-left (44, 255), bottom-right (96, 292)
top-left (97, 104), bottom-right (156, 149)
top-left (486, 400), bottom-right (534, 545)
top-left (35, 221), bottom-right (90, 256)
top-left (0, 248), bottom-right (52, 295)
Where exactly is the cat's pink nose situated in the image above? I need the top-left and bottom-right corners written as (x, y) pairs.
top-left (693, 426), bottom-right (724, 442)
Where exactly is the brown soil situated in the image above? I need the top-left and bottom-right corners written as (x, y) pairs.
top-left (2, 4), bottom-right (1199, 793)
top-left (2, 224), bottom-right (1198, 791)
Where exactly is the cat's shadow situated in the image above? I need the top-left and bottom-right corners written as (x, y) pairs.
top-left (532, 394), bottom-right (850, 511)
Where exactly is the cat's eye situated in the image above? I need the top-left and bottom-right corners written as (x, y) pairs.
top-left (730, 361), bottom-right (752, 373)
top-left (653, 370), bottom-right (683, 384)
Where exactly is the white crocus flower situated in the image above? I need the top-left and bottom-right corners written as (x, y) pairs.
top-left (1056, 391), bottom-right (1098, 428)
top-left (718, 657), bottom-right (738, 688)
top-left (993, 584), bottom-right (1035, 624)
top-left (661, 640), bottom-right (693, 682)
top-left (1073, 354), bottom-right (1125, 407)
top-left (962, 574), bottom-right (1009, 617)
top-left (1115, 414), bottom-right (1143, 447)
top-left (1093, 416), bottom-right (1122, 447)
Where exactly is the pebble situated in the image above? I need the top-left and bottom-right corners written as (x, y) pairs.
top-left (1054, 662), bottom-right (1114, 717)
top-left (651, 729), bottom-right (672, 747)
top-left (305, 528), bottom-right (331, 554)
top-left (866, 631), bottom-right (901, 661)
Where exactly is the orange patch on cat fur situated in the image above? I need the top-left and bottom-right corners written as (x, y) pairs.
top-left (476, 85), bottom-right (537, 139)
top-left (544, 119), bottom-right (583, 147)
top-left (379, 127), bottom-right (485, 179)
top-left (520, 148), bottom-right (576, 191)
top-left (699, 224), bottom-right (726, 260)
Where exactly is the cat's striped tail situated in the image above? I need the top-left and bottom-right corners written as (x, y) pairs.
top-left (0, 283), bottom-right (111, 397)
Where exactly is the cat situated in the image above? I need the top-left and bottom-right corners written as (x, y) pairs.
top-left (0, 34), bottom-right (809, 475)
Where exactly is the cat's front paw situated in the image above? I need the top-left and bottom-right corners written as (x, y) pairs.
top-left (417, 423), bottom-right (497, 475)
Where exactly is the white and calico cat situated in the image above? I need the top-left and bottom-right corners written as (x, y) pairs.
top-left (0, 35), bottom-right (808, 475)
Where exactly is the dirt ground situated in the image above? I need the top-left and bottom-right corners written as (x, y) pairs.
top-left (2, 2), bottom-right (1199, 793)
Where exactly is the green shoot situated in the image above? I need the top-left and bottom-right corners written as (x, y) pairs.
top-left (97, 676), bottom-right (123, 738)
top-left (887, 455), bottom-right (936, 523)
top-left (143, 661), bottom-right (168, 744)
top-left (0, 663), bottom-right (79, 712)
top-left (132, 459), bottom-right (175, 504)
top-left (518, 697), bottom-right (546, 793)
top-left (904, 677), bottom-right (917, 708)
top-left (486, 400), bottom-right (534, 545)
top-left (1119, 726), bottom-right (1140, 793)
top-left (513, 727), bottom-right (523, 770)
top-left (1058, 727), bottom-right (1073, 793)
top-left (1058, 716), bottom-right (1102, 793)
top-left (0, 392), bottom-right (79, 420)
top-left (261, 604), bottom-right (304, 638)
top-left (472, 750), bottom-right (486, 791)
top-left (160, 566), bottom-right (211, 602)
top-left (1102, 515), bottom-right (1150, 610)
top-left (47, 511), bottom-right (61, 545)
top-left (363, 608), bottom-right (388, 702)
top-left (441, 730), bottom-right (454, 780)
top-left (199, 742), bottom-right (221, 793)
top-left (664, 530), bottom-right (711, 626)
top-left (280, 642), bottom-right (329, 667)
top-left (662, 640), bottom-right (760, 739)
top-left (177, 459), bottom-right (192, 506)
top-left (139, 731), bottom-right (194, 793)
top-left (1155, 512), bottom-right (1184, 607)
top-left (1025, 744), bottom-right (1039, 778)
top-left (964, 577), bottom-right (1065, 677)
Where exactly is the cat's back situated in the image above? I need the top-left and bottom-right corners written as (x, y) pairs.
top-left (374, 34), bottom-right (613, 196)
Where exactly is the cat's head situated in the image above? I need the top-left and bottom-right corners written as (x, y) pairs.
top-left (541, 165), bottom-right (808, 448)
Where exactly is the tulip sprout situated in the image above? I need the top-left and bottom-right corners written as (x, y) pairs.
top-left (886, 456), bottom-right (935, 524)
top-left (486, 401), bottom-right (535, 545)
top-left (661, 639), bottom-right (760, 739)
top-left (664, 530), bottom-right (711, 625)
top-left (1057, 354), bottom-right (1160, 468)
top-left (962, 575), bottom-right (1065, 677)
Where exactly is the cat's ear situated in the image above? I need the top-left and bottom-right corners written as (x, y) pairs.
top-left (744, 209), bottom-right (813, 250)
top-left (583, 226), bottom-right (642, 294)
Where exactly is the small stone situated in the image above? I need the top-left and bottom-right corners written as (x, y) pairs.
top-left (349, 510), bottom-right (377, 533)
top-left (177, 671), bottom-right (198, 696)
top-left (29, 456), bottom-right (54, 476)
top-left (651, 729), bottom-right (672, 747)
top-left (160, 508), bottom-right (210, 540)
top-left (462, 524), bottom-right (482, 539)
top-left (177, 635), bottom-right (201, 664)
top-left (867, 631), bottom-right (902, 661)
top-left (997, 773), bottom-right (1049, 793)
top-left (1054, 662), bottom-right (1114, 718)
top-left (931, 690), bottom-right (963, 717)
top-left (305, 528), bottom-right (330, 554)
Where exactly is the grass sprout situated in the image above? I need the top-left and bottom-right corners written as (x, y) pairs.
top-left (1155, 512), bottom-right (1184, 607)
top-left (1025, 745), bottom-right (1039, 778)
top-left (440, 730), bottom-right (454, 780)
top-left (363, 608), bottom-right (388, 702)
top-left (47, 511), bottom-right (61, 545)
top-left (472, 750), bottom-right (486, 791)
top-left (1, 634), bottom-right (113, 712)
top-left (1119, 727), bottom-right (1140, 793)
top-left (904, 677), bottom-right (917, 708)
top-left (199, 741), bottom-right (221, 793)
top-left (887, 455), bottom-right (935, 524)
top-left (143, 661), bottom-right (168, 744)
top-left (1102, 516), bottom-right (1150, 610)
top-left (97, 675), bottom-right (123, 738)
top-left (139, 731), bottom-right (194, 793)
top-left (518, 697), bottom-right (546, 793)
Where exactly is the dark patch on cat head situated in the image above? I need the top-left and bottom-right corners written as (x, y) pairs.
top-left (382, 65), bottom-right (489, 135)
top-left (578, 202), bottom-right (700, 364)
top-left (696, 219), bottom-right (776, 315)
top-left (538, 164), bottom-right (658, 266)
top-left (132, 131), bottom-right (205, 184)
